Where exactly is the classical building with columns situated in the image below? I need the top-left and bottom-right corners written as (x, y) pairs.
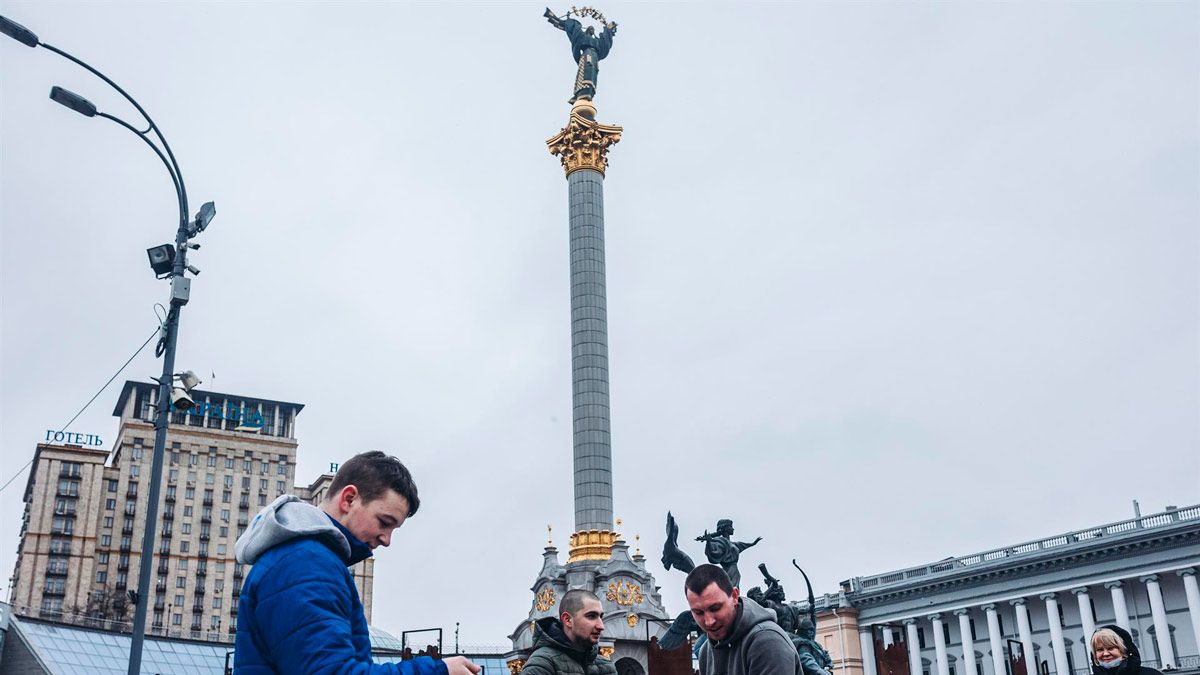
top-left (806, 505), bottom-right (1199, 675)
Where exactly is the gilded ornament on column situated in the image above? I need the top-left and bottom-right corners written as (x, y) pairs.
top-left (507, 658), bottom-right (526, 674)
top-left (547, 102), bottom-right (623, 178)
top-left (605, 579), bottom-right (645, 607)
top-left (535, 586), bottom-right (557, 612)
top-left (598, 646), bottom-right (615, 659)
top-left (626, 613), bottom-right (639, 628)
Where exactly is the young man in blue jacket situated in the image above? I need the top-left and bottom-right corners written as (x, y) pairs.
top-left (233, 451), bottom-right (479, 675)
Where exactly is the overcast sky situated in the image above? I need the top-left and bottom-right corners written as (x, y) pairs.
top-left (1, 0), bottom-right (1197, 649)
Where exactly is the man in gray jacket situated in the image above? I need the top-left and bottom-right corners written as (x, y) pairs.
top-left (686, 564), bottom-right (803, 675)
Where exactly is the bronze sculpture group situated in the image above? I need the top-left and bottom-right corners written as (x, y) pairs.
top-left (660, 512), bottom-right (834, 675)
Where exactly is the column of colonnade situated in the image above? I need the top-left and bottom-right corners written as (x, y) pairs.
top-left (856, 569), bottom-right (1197, 675)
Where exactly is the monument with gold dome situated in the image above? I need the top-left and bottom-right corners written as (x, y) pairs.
top-left (505, 8), bottom-right (672, 675)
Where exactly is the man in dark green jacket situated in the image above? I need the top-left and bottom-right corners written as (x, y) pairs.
top-left (686, 564), bottom-right (802, 675)
top-left (522, 590), bottom-right (617, 675)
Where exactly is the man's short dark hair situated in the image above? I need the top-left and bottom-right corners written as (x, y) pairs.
top-left (560, 589), bottom-right (600, 618)
top-left (326, 451), bottom-right (420, 516)
top-left (685, 564), bottom-right (734, 596)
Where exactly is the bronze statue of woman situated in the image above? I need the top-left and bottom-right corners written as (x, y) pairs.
top-left (544, 7), bottom-right (618, 103)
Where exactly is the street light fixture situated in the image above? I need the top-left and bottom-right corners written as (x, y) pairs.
top-left (1, 14), bottom-right (215, 675)
top-left (49, 86), bottom-right (97, 117)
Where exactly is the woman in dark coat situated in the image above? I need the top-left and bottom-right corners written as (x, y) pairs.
top-left (1090, 625), bottom-right (1163, 675)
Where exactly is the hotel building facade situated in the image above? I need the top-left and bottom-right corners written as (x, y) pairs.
top-left (7, 380), bottom-right (374, 641)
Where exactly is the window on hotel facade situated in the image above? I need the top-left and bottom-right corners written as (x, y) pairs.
top-left (57, 479), bottom-right (80, 497)
top-left (259, 479), bottom-right (268, 491)
top-left (171, 452), bottom-right (179, 465)
top-left (185, 487), bottom-right (195, 500)
top-left (108, 479), bottom-right (118, 492)
top-left (257, 494), bottom-right (267, 506)
top-left (104, 516), bottom-right (113, 529)
top-left (96, 570), bottom-right (108, 583)
top-left (222, 490), bottom-right (231, 503)
top-left (132, 445), bottom-right (143, 460)
top-left (181, 541), bottom-right (190, 553)
top-left (130, 465), bottom-right (140, 477)
top-left (206, 474), bottom-right (215, 485)
top-left (60, 461), bottom-right (82, 477)
top-left (100, 534), bottom-right (111, 547)
top-left (105, 498), bottom-right (116, 510)
top-left (276, 480), bottom-right (285, 493)
top-left (184, 506), bottom-right (193, 517)
top-left (166, 485), bottom-right (177, 500)
top-left (219, 526), bottom-right (228, 538)
top-left (225, 457), bottom-right (235, 469)
top-left (190, 453), bottom-right (199, 466)
top-left (221, 509), bottom-right (230, 522)
top-left (41, 597), bottom-right (64, 614)
top-left (98, 552), bottom-right (109, 564)
top-left (172, 614), bottom-right (182, 626)
top-left (51, 517), bottom-right (73, 535)
top-left (182, 523), bottom-right (192, 534)
top-left (207, 454), bottom-right (217, 467)
top-left (243, 459), bottom-right (252, 473)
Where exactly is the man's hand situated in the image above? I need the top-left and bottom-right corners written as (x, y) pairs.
top-left (444, 656), bottom-right (481, 675)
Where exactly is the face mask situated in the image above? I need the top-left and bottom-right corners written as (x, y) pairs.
top-left (1098, 658), bottom-right (1124, 670)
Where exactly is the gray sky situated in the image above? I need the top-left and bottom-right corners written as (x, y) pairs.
top-left (1, 0), bottom-right (1197, 648)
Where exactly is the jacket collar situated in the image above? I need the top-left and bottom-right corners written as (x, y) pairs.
top-left (325, 514), bottom-right (374, 566)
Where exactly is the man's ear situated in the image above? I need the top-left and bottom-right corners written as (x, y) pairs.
top-left (336, 485), bottom-right (359, 514)
top-left (731, 587), bottom-right (740, 602)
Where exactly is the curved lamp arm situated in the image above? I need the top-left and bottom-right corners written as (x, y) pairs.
top-left (39, 43), bottom-right (189, 226)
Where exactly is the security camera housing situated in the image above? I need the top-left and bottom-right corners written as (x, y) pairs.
top-left (170, 386), bottom-right (194, 411)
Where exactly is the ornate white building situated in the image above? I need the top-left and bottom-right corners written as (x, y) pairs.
top-left (806, 505), bottom-right (1200, 675)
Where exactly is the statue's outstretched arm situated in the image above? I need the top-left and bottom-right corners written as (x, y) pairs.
top-left (544, 8), bottom-right (565, 30)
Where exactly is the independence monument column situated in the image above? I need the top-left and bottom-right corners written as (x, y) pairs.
top-left (544, 7), bottom-right (623, 562)
top-left (507, 9), bottom-right (671, 674)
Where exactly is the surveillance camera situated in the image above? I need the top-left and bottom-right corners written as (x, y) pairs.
top-left (186, 264), bottom-right (201, 276)
top-left (177, 371), bottom-right (203, 390)
top-left (170, 386), bottom-right (194, 411)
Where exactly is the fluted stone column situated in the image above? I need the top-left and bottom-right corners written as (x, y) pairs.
top-left (956, 609), bottom-right (978, 675)
top-left (1178, 569), bottom-right (1200, 665)
top-left (931, 614), bottom-right (951, 675)
top-left (884, 626), bottom-right (896, 648)
top-left (1041, 593), bottom-right (1070, 675)
top-left (548, 99), bottom-right (624, 562)
top-left (1141, 574), bottom-right (1175, 668)
top-left (906, 619), bottom-right (923, 675)
top-left (1073, 587), bottom-right (1096, 648)
top-left (1012, 598), bottom-right (1037, 672)
top-left (1105, 581), bottom-right (1131, 633)
top-left (983, 604), bottom-right (1006, 675)
top-left (862, 627), bottom-right (879, 675)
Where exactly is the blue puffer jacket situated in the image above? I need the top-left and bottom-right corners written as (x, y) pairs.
top-left (234, 495), bottom-right (446, 675)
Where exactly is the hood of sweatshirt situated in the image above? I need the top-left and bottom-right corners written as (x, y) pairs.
top-left (234, 494), bottom-right (372, 566)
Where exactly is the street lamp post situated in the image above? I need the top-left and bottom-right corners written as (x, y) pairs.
top-left (1, 15), bottom-right (214, 675)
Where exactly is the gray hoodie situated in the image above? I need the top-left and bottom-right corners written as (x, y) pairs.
top-left (699, 596), bottom-right (803, 675)
top-left (235, 495), bottom-right (351, 565)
